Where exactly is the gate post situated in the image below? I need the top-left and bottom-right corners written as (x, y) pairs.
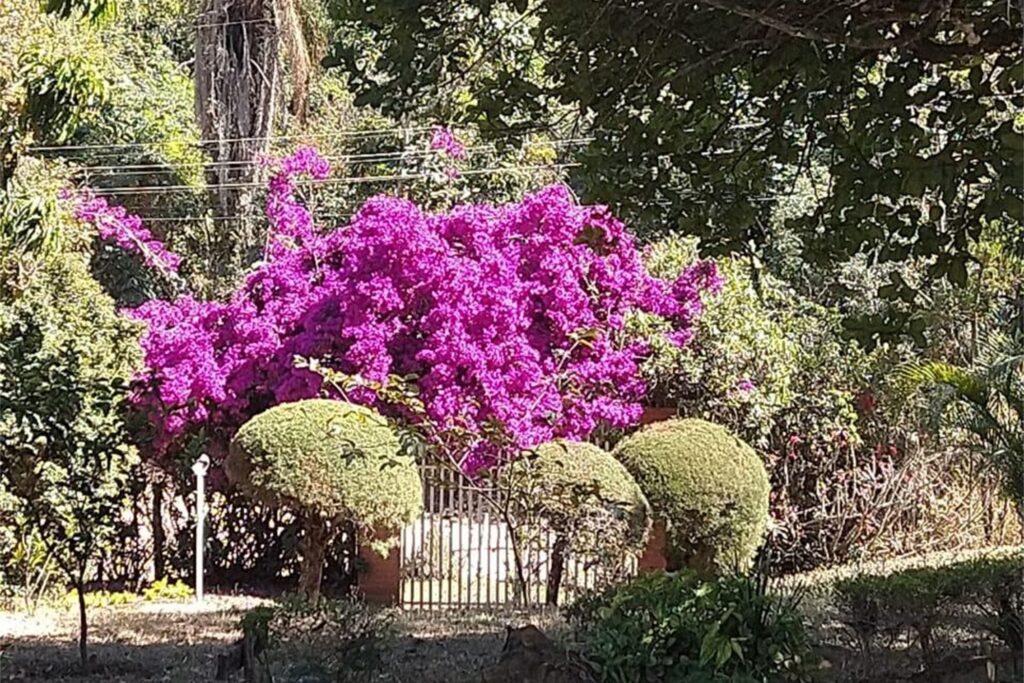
top-left (357, 529), bottom-right (402, 605)
top-left (635, 407), bottom-right (672, 573)
top-left (637, 519), bottom-right (668, 572)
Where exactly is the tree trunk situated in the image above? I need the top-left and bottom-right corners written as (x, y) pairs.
top-left (76, 580), bottom-right (89, 672)
top-left (298, 516), bottom-right (328, 603)
top-left (152, 480), bottom-right (166, 580)
top-left (194, 0), bottom-right (281, 281)
top-left (545, 536), bottom-right (569, 606)
top-left (502, 512), bottom-right (530, 606)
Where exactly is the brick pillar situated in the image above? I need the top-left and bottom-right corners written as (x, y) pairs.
top-left (637, 520), bottom-right (668, 573)
top-left (357, 531), bottom-right (401, 605)
top-left (636, 408), bottom-right (672, 573)
top-left (640, 406), bottom-right (675, 425)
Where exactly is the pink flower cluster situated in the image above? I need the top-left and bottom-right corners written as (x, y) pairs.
top-left (430, 126), bottom-right (467, 160)
top-left (264, 146), bottom-right (331, 259)
top-left (69, 191), bottom-right (182, 273)
top-left (126, 148), bottom-right (720, 473)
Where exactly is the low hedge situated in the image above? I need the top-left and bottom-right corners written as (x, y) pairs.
top-left (835, 551), bottom-right (1023, 658)
top-left (567, 570), bottom-right (815, 682)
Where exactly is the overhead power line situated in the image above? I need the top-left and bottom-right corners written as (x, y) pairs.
top-left (141, 213), bottom-right (355, 224)
top-left (85, 163), bottom-right (581, 197)
top-left (27, 124), bottom-right (582, 154)
top-left (28, 126), bottom-right (437, 153)
top-left (72, 138), bottom-right (594, 175)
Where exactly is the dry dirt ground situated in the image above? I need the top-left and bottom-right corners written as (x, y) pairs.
top-left (0, 593), bottom-right (1018, 682)
top-left (0, 597), bottom-right (566, 683)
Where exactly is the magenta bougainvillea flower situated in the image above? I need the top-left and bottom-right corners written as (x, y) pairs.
top-left (77, 147), bottom-right (720, 474)
top-left (735, 378), bottom-right (756, 393)
top-left (430, 126), bottom-right (467, 160)
top-left (68, 190), bottom-right (182, 274)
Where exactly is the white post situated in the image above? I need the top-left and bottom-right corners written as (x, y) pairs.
top-left (191, 454), bottom-right (211, 604)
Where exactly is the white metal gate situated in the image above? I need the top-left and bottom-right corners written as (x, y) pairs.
top-left (399, 465), bottom-right (636, 608)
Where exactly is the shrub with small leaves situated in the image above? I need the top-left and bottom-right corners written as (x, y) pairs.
top-left (226, 399), bottom-right (421, 533)
top-left (835, 551), bottom-right (1024, 660)
top-left (567, 570), bottom-right (814, 683)
top-left (613, 418), bottom-right (770, 572)
top-left (241, 595), bottom-right (392, 683)
top-left (507, 440), bottom-right (650, 602)
top-left (226, 399), bottom-right (422, 600)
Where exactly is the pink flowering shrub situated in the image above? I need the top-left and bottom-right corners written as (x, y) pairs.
top-left (430, 126), bottom-right (467, 160)
top-left (119, 148), bottom-right (719, 474)
top-left (69, 191), bottom-right (182, 274)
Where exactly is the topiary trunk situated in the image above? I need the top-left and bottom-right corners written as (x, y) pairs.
top-left (298, 515), bottom-right (329, 602)
top-left (545, 535), bottom-right (568, 605)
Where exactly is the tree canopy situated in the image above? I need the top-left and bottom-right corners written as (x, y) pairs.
top-left (329, 0), bottom-right (1023, 333)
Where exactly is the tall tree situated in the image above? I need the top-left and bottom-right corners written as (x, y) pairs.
top-left (195, 0), bottom-right (316, 209)
top-left (329, 0), bottom-right (1023, 336)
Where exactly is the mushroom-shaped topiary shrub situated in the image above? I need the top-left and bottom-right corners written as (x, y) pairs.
top-left (613, 418), bottom-right (769, 573)
top-left (226, 399), bottom-right (422, 600)
top-left (509, 440), bottom-right (650, 604)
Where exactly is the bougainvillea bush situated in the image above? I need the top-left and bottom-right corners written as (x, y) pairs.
top-left (73, 147), bottom-right (720, 476)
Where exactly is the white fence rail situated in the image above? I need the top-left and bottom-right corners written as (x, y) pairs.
top-left (399, 465), bottom-right (636, 609)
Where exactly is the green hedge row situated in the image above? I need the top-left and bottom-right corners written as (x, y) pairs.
top-left (835, 552), bottom-right (1023, 657)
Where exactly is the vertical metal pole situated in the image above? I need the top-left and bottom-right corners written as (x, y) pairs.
top-left (195, 473), bottom-right (204, 602)
top-left (192, 455), bottom-right (210, 604)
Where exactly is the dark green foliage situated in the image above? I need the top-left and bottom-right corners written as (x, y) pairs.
top-left (240, 595), bottom-right (392, 682)
top-left (330, 1), bottom-right (1023, 338)
top-left (899, 326), bottom-right (1024, 515)
top-left (613, 418), bottom-right (770, 572)
top-left (45, 0), bottom-right (116, 21)
top-left (226, 399), bottom-right (422, 537)
top-left (0, 253), bottom-right (141, 668)
top-left (835, 552), bottom-right (1024, 658)
top-left (567, 571), bottom-right (814, 683)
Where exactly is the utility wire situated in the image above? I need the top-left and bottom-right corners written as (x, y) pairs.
top-left (141, 214), bottom-right (355, 224)
top-left (85, 163), bottom-right (580, 196)
top-left (193, 18), bottom-right (273, 30)
top-left (28, 127), bottom-right (439, 153)
top-left (28, 124), bottom-right (580, 154)
top-left (72, 138), bottom-right (594, 175)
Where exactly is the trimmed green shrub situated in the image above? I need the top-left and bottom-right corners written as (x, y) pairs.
top-left (835, 551), bottom-right (1024, 660)
top-left (522, 440), bottom-right (650, 539)
top-left (227, 399), bottom-right (421, 533)
top-left (509, 440), bottom-right (651, 603)
top-left (237, 595), bottom-right (392, 683)
top-left (567, 570), bottom-right (814, 683)
top-left (613, 418), bottom-right (770, 572)
top-left (226, 399), bottom-right (422, 598)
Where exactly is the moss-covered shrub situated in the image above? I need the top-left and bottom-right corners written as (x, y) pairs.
top-left (510, 440), bottom-right (650, 602)
top-left (226, 399), bottom-right (422, 598)
top-left (227, 399), bottom-right (421, 533)
top-left (613, 418), bottom-right (769, 572)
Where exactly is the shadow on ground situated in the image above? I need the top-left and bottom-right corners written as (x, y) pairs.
top-left (3, 598), bottom-right (1019, 683)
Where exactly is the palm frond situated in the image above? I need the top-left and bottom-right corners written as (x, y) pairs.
top-left (896, 360), bottom-right (987, 406)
